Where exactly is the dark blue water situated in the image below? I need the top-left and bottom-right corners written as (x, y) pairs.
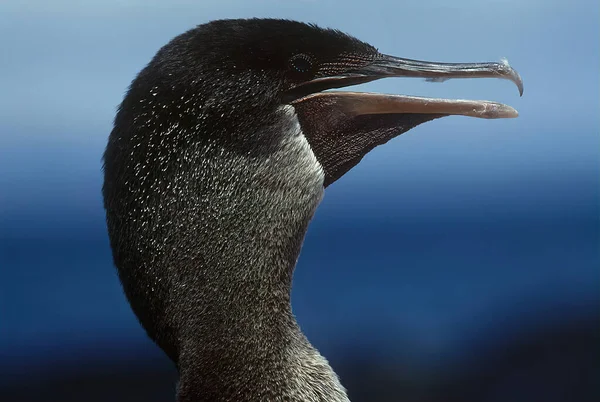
top-left (2, 146), bottom-right (598, 377)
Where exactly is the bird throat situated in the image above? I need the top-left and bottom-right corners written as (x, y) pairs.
top-left (126, 107), bottom-right (347, 400)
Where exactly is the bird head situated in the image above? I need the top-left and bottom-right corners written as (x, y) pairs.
top-left (111, 18), bottom-right (522, 187)
top-left (102, 19), bottom-right (522, 383)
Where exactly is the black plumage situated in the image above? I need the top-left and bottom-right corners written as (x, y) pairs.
top-left (103, 18), bottom-right (522, 401)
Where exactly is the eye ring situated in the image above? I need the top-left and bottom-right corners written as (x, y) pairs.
top-left (289, 53), bottom-right (314, 74)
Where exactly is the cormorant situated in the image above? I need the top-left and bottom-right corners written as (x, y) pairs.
top-left (102, 18), bottom-right (522, 402)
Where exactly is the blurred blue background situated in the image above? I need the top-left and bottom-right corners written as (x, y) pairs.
top-left (1, 0), bottom-right (598, 401)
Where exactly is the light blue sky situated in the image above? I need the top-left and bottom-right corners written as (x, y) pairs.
top-left (1, 0), bottom-right (597, 205)
top-left (1, 0), bottom-right (598, 141)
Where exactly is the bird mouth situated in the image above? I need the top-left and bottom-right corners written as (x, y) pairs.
top-left (287, 54), bottom-right (523, 119)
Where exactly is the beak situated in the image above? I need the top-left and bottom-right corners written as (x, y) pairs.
top-left (357, 54), bottom-right (523, 96)
top-left (289, 53), bottom-right (524, 187)
top-left (289, 54), bottom-right (523, 118)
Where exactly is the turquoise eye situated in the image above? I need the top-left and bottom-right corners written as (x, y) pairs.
top-left (290, 54), bottom-right (313, 73)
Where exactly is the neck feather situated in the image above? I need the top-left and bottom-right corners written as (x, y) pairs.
top-left (174, 108), bottom-right (348, 400)
top-left (106, 106), bottom-right (348, 400)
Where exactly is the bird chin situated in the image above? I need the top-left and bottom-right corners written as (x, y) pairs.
top-left (289, 90), bottom-right (519, 187)
top-left (285, 55), bottom-right (522, 186)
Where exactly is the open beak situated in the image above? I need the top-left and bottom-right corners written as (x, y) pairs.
top-left (289, 54), bottom-right (523, 119)
top-left (289, 53), bottom-right (524, 186)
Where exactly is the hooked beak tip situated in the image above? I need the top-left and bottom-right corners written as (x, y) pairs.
top-left (499, 58), bottom-right (524, 96)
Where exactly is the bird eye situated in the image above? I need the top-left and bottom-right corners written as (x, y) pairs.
top-left (289, 54), bottom-right (313, 73)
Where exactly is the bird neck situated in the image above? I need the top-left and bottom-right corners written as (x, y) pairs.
top-left (177, 315), bottom-right (348, 402)
top-left (159, 108), bottom-right (347, 400)
top-left (175, 229), bottom-right (350, 402)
